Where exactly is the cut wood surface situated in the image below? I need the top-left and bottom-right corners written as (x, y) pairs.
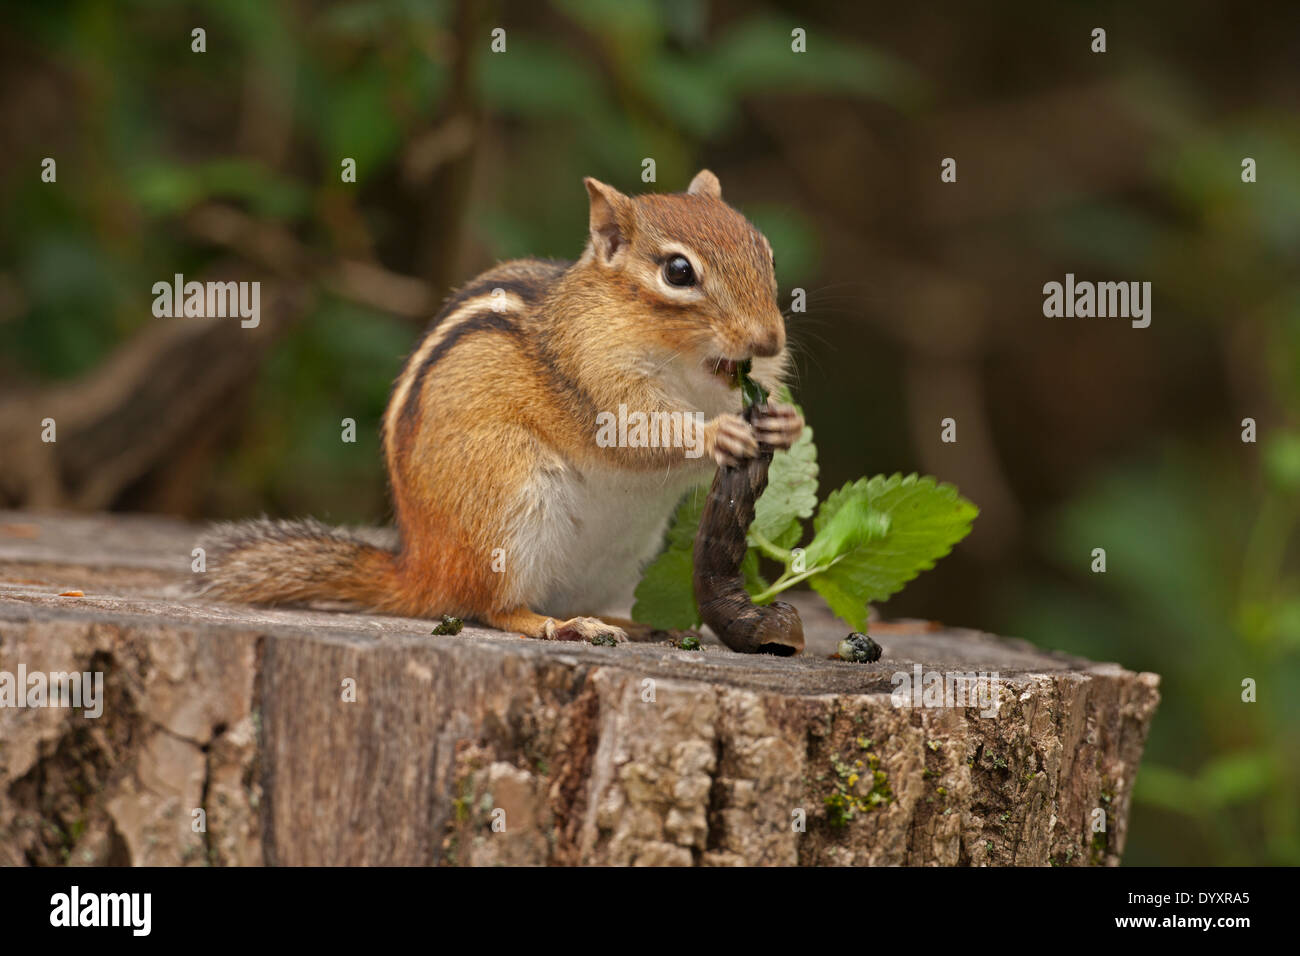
top-left (0, 510), bottom-right (1159, 866)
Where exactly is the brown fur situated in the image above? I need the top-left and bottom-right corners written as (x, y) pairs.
top-left (196, 172), bottom-right (795, 638)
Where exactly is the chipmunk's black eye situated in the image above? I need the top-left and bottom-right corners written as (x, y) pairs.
top-left (663, 255), bottom-right (696, 287)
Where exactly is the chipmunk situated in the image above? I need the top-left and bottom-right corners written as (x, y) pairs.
top-left (198, 170), bottom-right (803, 642)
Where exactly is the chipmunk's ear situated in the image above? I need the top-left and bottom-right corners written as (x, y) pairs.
top-left (687, 169), bottom-right (722, 199)
top-left (583, 177), bottom-right (632, 263)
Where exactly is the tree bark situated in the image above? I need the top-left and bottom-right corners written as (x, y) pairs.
top-left (0, 510), bottom-right (1159, 866)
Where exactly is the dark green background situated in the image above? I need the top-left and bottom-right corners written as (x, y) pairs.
top-left (2, 0), bottom-right (1297, 865)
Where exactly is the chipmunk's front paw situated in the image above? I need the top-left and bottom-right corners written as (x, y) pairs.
top-left (545, 616), bottom-right (629, 644)
top-left (707, 412), bottom-right (759, 467)
top-left (753, 401), bottom-right (804, 450)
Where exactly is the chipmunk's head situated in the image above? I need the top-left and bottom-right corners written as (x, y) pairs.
top-left (579, 170), bottom-right (787, 394)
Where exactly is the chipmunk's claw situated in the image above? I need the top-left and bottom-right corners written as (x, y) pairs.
top-left (753, 402), bottom-right (803, 450)
top-left (545, 617), bottom-right (629, 644)
top-left (711, 413), bottom-right (759, 467)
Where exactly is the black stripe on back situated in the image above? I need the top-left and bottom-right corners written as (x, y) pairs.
top-left (398, 310), bottom-right (520, 433)
top-left (383, 272), bottom-right (555, 454)
top-left (430, 274), bottom-right (553, 330)
top-left (383, 260), bottom-right (569, 457)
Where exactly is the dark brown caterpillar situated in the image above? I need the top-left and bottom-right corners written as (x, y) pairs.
top-left (693, 396), bottom-right (805, 656)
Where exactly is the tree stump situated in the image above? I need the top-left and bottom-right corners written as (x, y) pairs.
top-left (0, 510), bottom-right (1159, 866)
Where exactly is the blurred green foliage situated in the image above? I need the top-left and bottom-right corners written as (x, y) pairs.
top-left (1008, 83), bottom-right (1300, 864)
top-left (1011, 442), bottom-right (1300, 864)
top-left (3, 0), bottom-right (911, 513)
top-left (2, 0), bottom-right (1297, 865)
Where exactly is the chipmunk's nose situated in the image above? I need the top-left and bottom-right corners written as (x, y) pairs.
top-left (749, 322), bottom-right (785, 358)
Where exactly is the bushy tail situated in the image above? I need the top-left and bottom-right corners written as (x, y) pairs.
top-left (195, 517), bottom-right (401, 611)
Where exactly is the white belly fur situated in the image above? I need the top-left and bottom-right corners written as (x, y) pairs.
top-left (503, 351), bottom-right (739, 619)
top-left (506, 460), bottom-right (707, 618)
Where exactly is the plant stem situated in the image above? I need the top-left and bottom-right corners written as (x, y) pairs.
top-left (750, 560), bottom-right (834, 604)
top-left (748, 529), bottom-right (792, 563)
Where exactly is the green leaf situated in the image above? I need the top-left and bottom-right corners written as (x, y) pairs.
top-left (808, 474), bottom-right (978, 631)
top-left (631, 548), bottom-right (698, 630)
top-left (749, 423), bottom-right (818, 551)
top-left (663, 487), bottom-right (705, 550)
top-left (737, 359), bottom-right (769, 408)
top-left (631, 490), bottom-right (705, 629)
top-left (741, 548), bottom-right (769, 600)
top-left (802, 495), bottom-right (890, 568)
